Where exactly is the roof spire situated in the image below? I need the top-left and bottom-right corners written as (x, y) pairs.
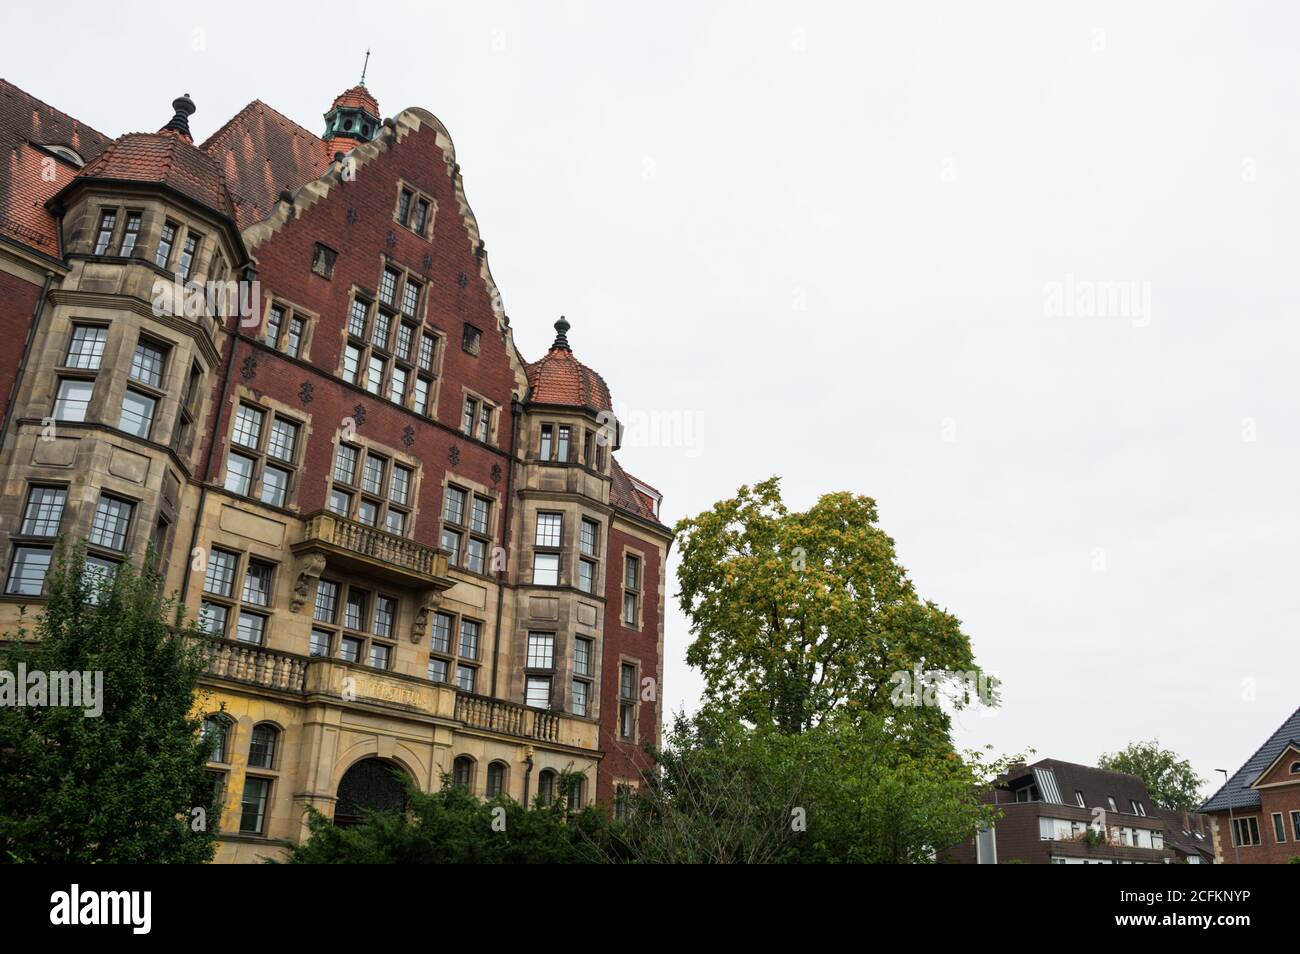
top-left (551, 316), bottom-right (572, 351)
top-left (162, 93), bottom-right (196, 142)
top-left (360, 49), bottom-right (371, 87)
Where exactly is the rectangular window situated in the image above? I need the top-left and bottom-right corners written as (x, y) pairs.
top-left (397, 188), bottom-right (412, 226)
top-left (361, 455), bottom-right (386, 495)
top-left (456, 664), bottom-right (476, 693)
top-left (372, 310), bottom-right (391, 349)
top-left (1232, 817), bottom-right (1261, 847)
top-left (379, 268), bottom-right (399, 306)
top-left (242, 561), bottom-right (273, 607)
top-left (334, 444), bottom-right (359, 485)
top-left (54, 378), bottom-right (94, 422)
top-left (311, 243), bottom-right (336, 278)
top-left (443, 486), bottom-right (466, 525)
top-left (401, 280), bottom-right (420, 318)
top-left (266, 418), bottom-right (299, 463)
top-left (155, 221), bottom-right (176, 268)
top-left (1273, 813), bottom-right (1287, 843)
top-left (285, 317), bottom-right (305, 358)
top-left (465, 537), bottom-right (486, 574)
top-left (619, 662), bottom-right (637, 740)
top-left (413, 198), bottom-right (429, 235)
top-left (527, 632), bottom-right (555, 669)
top-left (129, 339), bottom-right (167, 388)
top-left (264, 305), bottom-right (283, 347)
top-left (578, 558), bottom-right (596, 594)
top-left (235, 611), bottom-right (266, 645)
top-left (89, 495), bottom-right (133, 551)
top-left (396, 322), bottom-right (414, 361)
top-left (309, 629), bottom-right (332, 657)
top-left (342, 344), bottom-right (362, 385)
top-left (571, 678), bottom-right (588, 717)
top-left (532, 552), bottom-right (560, 586)
top-left (462, 397), bottom-right (477, 435)
top-left (574, 637), bottom-right (593, 677)
top-left (556, 425), bottom-right (570, 462)
top-left (239, 777), bottom-right (270, 834)
top-left (365, 355), bottom-right (384, 395)
top-left (93, 210), bottom-right (116, 255)
top-left (119, 212), bottom-right (141, 256)
top-left (339, 636), bottom-right (363, 663)
top-left (314, 580), bottom-right (339, 623)
top-left (431, 611), bottom-right (453, 653)
top-left (224, 452), bottom-right (256, 496)
top-left (580, 518), bottom-right (599, 556)
top-left (535, 513), bottom-right (562, 548)
top-left (428, 657), bottom-right (448, 683)
top-left (441, 529), bottom-right (461, 565)
top-left (65, 325), bottom-right (108, 370)
top-left (119, 389), bottom-right (157, 438)
top-left (526, 675), bottom-right (552, 710)
top-left (462, 323), bottom-right (481, 355)
top-left (6, 546), bottom-right (52, 596)
top-left (368, 643), bottom-right (391, 670)
top-left (20, 486), bottom-right (67, 537)
top-left (204, 549), bottom-right (239, 598)
top-left (348, 299), bottom-right (369, 338)
top-left (390, 466), bottom-right (412, 507)
top-left (232, 403), bottom-right (264, 449)
top-left (476, 404), bottom-right (491, 443)
top-left (1291, 811), bottom-right (1300, 841)
top-left (413, 377), bottom-right (431, 415)
top-left (374, 596), bottom-right (397, 638)
top-left (539, 424), bottom-right (553, 461)
top-left (418, 335), bottom-right (436, 372)
top-left (389, 366), bottom-right (407, 403)
top-left (466, 497), bottom-right (490, 537)
top-left (459, 619), bottom-right (481, 660)
top-left (178, 231), bottom-right (200, 280)
top-left (345, 589), bottom-right (368, 631)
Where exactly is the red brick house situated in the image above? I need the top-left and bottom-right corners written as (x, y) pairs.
top-left (1201, 704), bottom-right (1300, 864)
top-left (0, 74), bottom-right (671, 857)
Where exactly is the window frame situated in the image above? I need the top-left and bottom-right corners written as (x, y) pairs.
top-left (223, 399), bottom-right (304, 508)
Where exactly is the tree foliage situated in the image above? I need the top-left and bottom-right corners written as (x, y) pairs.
top-left (1098, 740), bottom-right (1205, 810)
top-left (674, 477), bottom-right (992, 738)
top-left (285, 772), bottom-right (609, 864)
top-left (0, 545), bottom-right (218, 863)
top-left (602, 708), bottom-right (1012, 864)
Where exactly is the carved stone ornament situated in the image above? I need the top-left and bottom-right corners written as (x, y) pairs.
top-left (290, 552), bottom-right (327, 613)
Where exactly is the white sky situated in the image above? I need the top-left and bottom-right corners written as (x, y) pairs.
top-left (11, 0), bottom-right (1299, 797)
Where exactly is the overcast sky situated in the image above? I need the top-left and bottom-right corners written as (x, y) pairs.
top-left (11, 0), bottom-right (1299, 796)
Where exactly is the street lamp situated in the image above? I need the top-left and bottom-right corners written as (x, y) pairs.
top-left (1217, 769), bottom-right (1240, 865)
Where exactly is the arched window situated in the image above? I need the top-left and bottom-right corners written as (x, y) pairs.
top-left (486, 761), bottom-right (508, 798)
top-left (452, 756), bottom-right (474, 790)
top-left (202, 715), bottom-right (231, 764)
top-left (1290, 761), bottom-right (1300, 775)
top-left (248, 723), bottom-right (279, 769)
top-left (567, 775), bottom-right (585, 811)
top-left (536, 769), bottom-right (556, 806)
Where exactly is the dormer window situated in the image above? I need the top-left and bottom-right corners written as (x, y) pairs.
top-left (1107, 796), bottom-right (1118, 812)
top-left (1074, 790), bottom-right (1085, 808)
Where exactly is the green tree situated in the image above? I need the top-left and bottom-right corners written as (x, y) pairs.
top-left (0, 545), bottom-right (218, 863)
top-left (674, 478), bottom-right (994, 738)
top-left (1098, 740), bottom-right (1205, 810)
top-left (285, 772), bottom-right (609, 864)
top-left (606, 708), bottom-right (1012, 864)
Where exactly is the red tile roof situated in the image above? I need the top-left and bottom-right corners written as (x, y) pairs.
top-left (201, 100), bottom-right (331, 230)
top-left (72, 131), bottom-right (235, 220)
top-left (0, 78), bottom-right (110, 254)
top-left (610, 458), bottom-right (664, 525)
top-left (330, 85), bottom-right (379, 114)
top-left (525, 320), bottom-right (614, 415)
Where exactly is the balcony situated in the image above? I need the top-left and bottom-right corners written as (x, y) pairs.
top-left (293, 511), bottom-right (453, 587)
top-left (203, 639), bottom-right (308, 694)
top-left (454, 691), bottom-right (561, 743)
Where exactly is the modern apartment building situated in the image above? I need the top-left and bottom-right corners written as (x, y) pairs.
top-left (950, 758), bottom-right (1180, 864)
top-left (0, 76), bottom-right (671, 861)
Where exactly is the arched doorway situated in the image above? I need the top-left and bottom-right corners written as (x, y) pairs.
top-left (335, 758), bottom-right (409, 827)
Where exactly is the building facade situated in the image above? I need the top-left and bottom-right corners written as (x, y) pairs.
top-left (1201, 704), bottom-right (1300, 864)
top-left (0, 78), bottom-right (671, 861)
top-left (949, 759), bottom-right (1183, 864)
